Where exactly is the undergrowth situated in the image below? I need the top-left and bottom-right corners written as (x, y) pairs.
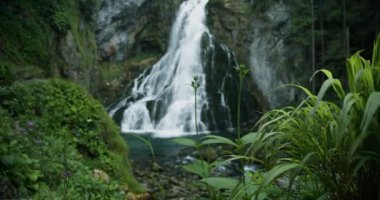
top-left (173, 34), bottom-right (380, 199)
top-left (0, 79), bottom-right (143, 199)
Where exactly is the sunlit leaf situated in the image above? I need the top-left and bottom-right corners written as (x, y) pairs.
top-left (201, 177), bottom-right (239, 190)
top-left (183, 160), bottom-right (209, 178)
top-left (372, 33), bottom-right (380, 67)
top-left (350, 92), bottom-right (380, 156)
top-left (256, 162), bottom-right (301, 199)
top-left (171, 137), bottom-right (197, 147)
top-left (241, 132), bottom-right (259, 144)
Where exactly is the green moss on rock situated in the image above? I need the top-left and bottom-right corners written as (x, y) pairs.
top-left (0, 0), bottom-right (98, 89)
top-left (0, 79), bottom-right (143, 199)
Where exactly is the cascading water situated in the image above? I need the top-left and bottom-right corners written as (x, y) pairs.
top-left (109, 0), bottom-right (257, 137)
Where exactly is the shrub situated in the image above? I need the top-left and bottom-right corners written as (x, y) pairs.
top-left (0, 79), bottom-right (143, 199)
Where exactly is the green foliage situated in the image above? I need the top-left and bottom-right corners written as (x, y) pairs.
top-left (201, 135), bottom-right (238, 147)
top-left (245, 34), bottom-right (380, 199)
top-left (171, 137), bottom-right (198, 147)
top-left (201, 177), bottom-right (239, 191)
top-left (183, 159), bottom-right (211, 178)
top-left (234, 64), bottom-right (249, 139)
top-left (0, 1), bottom-right (51, 68)
top-left (0, 79), bottom-right (142, 198)
top-left (0, 110), bottom-right (42, 198)
top-left (0, 0), bottom-right (98, 82)
top-left (130, 51), bottom-right (161, 63)
top-left (174, 35), bottom-right (380, 199)
top-left (0, 62), bottom-right (14, 87)
top-left (52, 10), bottom-right (71, 32)
top-left (128, 133), bottom-right (157, 163)
top-left (208, 0), bottom-right (225, 6)
top-left (249, 0), bottom-right (380, 85)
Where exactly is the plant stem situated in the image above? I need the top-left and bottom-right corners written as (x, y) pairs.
top-left (63, 131), bottom-right (68, 200)
top-left (192, 77), bottom-right (213, 197)
top-left (194, 87), bottom-right (199, 136)
top-left (237, 76), bottom-right (243, 140)
top-left (194, 87), bottom-right (206, 175)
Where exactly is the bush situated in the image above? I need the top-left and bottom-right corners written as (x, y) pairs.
top-left (0, 79), bottom-right (143, 199)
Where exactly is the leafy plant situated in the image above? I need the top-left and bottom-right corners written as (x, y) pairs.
top-left (0, 79), bottom-right (143, 198)
top-left (52, 9), bottom-right (71, 32)
top-left (173, 35), bottom-right (380, 199)
top-left (172, 69), bottom-right (253, 199)
top-left (245, 33), bottom-right (380, 199)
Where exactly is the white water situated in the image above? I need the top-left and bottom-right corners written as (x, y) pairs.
top-left (110, 0), bottom-right (211, 137)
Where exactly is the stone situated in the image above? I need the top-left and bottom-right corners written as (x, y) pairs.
top-left (92, 169), bottom-right (110, 184)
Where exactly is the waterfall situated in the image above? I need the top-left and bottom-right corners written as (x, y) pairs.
top-left (109, 0), bottom-right (209, 137)
top-left (109, 0), bottom-right (256, 137)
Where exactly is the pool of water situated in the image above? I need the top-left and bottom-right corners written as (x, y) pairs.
top-left (122, 131), bottom-right (237, 161)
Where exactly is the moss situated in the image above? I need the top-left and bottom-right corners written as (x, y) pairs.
top-left (0, 79), bottom-right (143, 198)
top-left (0, 0), bottom-right (98, 87)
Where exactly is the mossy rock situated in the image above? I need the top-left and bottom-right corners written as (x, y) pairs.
top-left (0, 79), bottom-right (143, 199)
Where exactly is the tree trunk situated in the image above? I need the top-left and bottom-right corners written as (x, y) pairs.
top-left (343, 0), bottom-right (349, 58)
top-left (311, 0), bottom-right (316, 93)
top-left (319, 1), bottom-right (325, 67)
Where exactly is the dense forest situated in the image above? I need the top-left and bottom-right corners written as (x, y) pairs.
top-left (0, 0), bottom-right (379, 199)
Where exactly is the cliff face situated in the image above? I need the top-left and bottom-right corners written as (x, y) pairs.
top-left (2, 0), bottom-right (378, 108)
top-left (96, 0), bottom-right (181, 61)
top-left (0, 0), bottom-right (308, 108)
top-left (0, 0), bottom-right (99, 89)
top-left (92, 0), bottom-right (184, 104)
top-left (207, 1), bottom-right (307, 108)
top-left (95, 0), bottom-right (308, 108)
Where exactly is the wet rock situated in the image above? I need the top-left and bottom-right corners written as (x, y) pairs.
top-left (92, 169), bottom-right (110, 184)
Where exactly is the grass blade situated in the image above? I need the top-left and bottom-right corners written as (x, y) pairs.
top-left (349, 92), bottom-right (380, 157)
top-left (171, 137), bottom-right (197, 147)
top-left (201, 135), bottom-right (237, 147)
top-left (256, 162), bottom-right (301, 199)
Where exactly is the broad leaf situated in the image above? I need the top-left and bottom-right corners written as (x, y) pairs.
top-left (183, 160), bottom-right (210, 178)
top-left (241, 132), bottom-right (259, 144)
top-left (201, 177), bottom-right (239, 190)
top-left (171, 137), bottom-right (197, 147)
top-left (256, 162), bottom-right (301, 199)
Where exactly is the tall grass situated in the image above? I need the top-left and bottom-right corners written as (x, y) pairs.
top-left (245, 34), bottom-right (380, 199)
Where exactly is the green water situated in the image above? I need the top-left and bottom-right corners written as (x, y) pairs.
top-left (122, 132), bottom-right (236, 161)
top-left (122, 133), bottom-right (197, 160)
